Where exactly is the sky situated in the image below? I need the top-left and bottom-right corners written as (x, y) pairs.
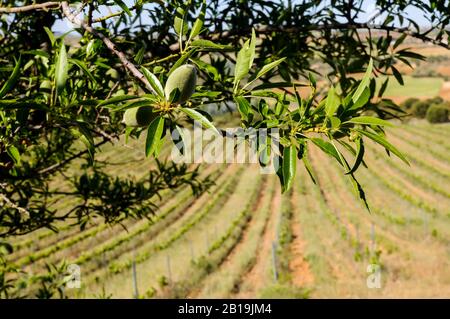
top-left (52, 0), bottom-right (432, 33)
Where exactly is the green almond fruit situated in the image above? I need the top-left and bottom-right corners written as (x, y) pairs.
top-left (123, 106), bottom-right (156, 127)
top-left (164, 64), bottom-right (197, 104)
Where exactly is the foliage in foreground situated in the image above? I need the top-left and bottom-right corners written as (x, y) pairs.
top-left (1, 0), bottom-right (450, 297)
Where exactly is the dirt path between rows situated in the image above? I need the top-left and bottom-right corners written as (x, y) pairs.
top-left (234, 184), bottom-right (282, 298)
top-left (289, 192), bottom-right (314, 287)
top-left (186, 173), bottom-right (267, 298)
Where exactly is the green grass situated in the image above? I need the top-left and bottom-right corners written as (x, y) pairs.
top-left (378, 76), bottom-right (443, 97)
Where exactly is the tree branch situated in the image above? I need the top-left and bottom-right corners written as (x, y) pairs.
top-left (171, 23), bottom-right (449, 51)
top-left (60, 2), bottom-right (158, 96)
top-left (37, 138), bottom-right (110, 176)
top-left (0, 2), bottom-right (60, 13)
top-left (0, 184), bottom-right (30, 217)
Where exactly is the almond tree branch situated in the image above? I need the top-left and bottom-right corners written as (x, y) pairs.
top-left (0, 184), bottom-right (30, 217)
top-left (0, 2), bottom-right (60, 13)
top-left (60, 1), bottom-right (157, 96)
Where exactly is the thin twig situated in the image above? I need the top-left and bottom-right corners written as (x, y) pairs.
top-left (0, 2), bottom-right (60, 13)
top-left (0, 186), bottom-right (30, 217)
top-left (60, 2), bottom-right (157, 96)
top-left (37, 138), bottom-right (109, 176)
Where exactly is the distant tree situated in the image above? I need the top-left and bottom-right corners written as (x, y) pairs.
top-left (426, 103), bottom-right (450, 123)
top-left (1, 0), bottom-right (450, 297)
top-left (411, 100), bottom-right (431, 118)
top-left (401, 97), bottom-right (419, 110)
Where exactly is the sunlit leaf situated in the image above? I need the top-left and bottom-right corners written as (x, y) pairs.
top-left (282, 145), bottom-right (296, 193)
top-left (141, 67), bottom-right (164, 98)
top-left (352, 58), bottom-right (373, 104)
top-left (180, 107), bottom-right (220, 135)
top-left (0, 55), bottom-right (21, 99)
top-left (55, 42), bottom-right (69, 97)
top-left (146, 117), bottom-right (165, 157)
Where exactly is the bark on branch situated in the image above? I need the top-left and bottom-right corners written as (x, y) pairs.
top-left (60, 2), bottom-right (157, 96)
top-left (200, 24), bottom-right (450, 50)
top-left (0, 2), bottom-right (60, 13)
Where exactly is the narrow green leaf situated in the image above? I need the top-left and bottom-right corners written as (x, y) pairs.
top-left (378, 77), bottom-right (389, 98)
top-left (97, 95), bottom-right (139, 107)
top-left (345, 116), bottom-right (394, 127)
top-left (234, 39), bottom-right (251, 85)
top-left (393, 33), bottom-right (407, 49)
top-left (397, 49), bottom-right (426, 60)
top-left (146, 117), bottom-right (165, 157)
top-left (356, 129), bottom-right (409, 165)
top-left (234, 96), bottom-right (250, 120)
top-left (252, 82), bottom-right (305, 91)
top-left (349, 172), bottom-right (370, 211)
top-left (191, 58), bottom-right (220, 81)
top-left (141, 67), bottom-right (164, 98)
top-left (113, 0), bottom-right (132, 16)
top-left (308, 72), bottom-right (317, 88)
top-left (349, 86), bottom-right (370, 110)
top-left (249, 29), bottom-right (256, 68)
top-left (391, 66), bottom-right (404, 85)
top-left (69, 59), bottom-right (97, 84)
top-left (22, 50), bottom-right (50, 59)
top-left (234, 29), bottom-right (257, 89)
top-left (325, 85), bottom-right (340, 117)
top-left (310, 138), bottom-right (343, 166)
top-left (125, 127), bottom-right (133, 144)
top-left (330, 116), bottom-right (341, 128)
top-left (189, 1), bottom-right (206, 40)
top-left (189, 39), bottom-right (232, 51)
top-left (43, 26), bottom-right (56, 46)
top-left (258, 135), bottom-right (271, 167)
top-left (174, 5), bottom-right (188, 36)
top-left (173, 125), bottom-right (186, 155)
top-left (6, 145), bottom-right (20, 164)
top-left (168, 49), bottom-right (197, 76)
top-left (244, 58), bottom-right (286, 90)
top-left (55, 42), bottom-right (69, 97)
top-left (180, 107), bottom-right (220, 135)
top-left (352, 58), bottom-right (373, 103)
top-left (0, 56), bottom-right (21, 99)
top-left (302, 147), bottom-right (317, 184)
top-left (345, 138), bottom-right (364, 175)
top-left (134, 46), bottom-right (145, 64)
top-left (330, 140), bottom-right (370, 211)
top-left (282, 145), bottom-right (296, 193)
top-left (154, 132), bottom-right (166, 157)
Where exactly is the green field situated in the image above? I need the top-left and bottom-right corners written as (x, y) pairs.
top-left (378, 76), bottom-right (444, 97)
top-left (7, 119), bottom-right (450, 298)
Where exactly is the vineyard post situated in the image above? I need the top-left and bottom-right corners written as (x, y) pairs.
top-left (205, 232), bottom-right (209, 253)
top-left (102, 253), bottom-right (106, 267)
top-left (271, 241), bottom-right (278, 282)
top-left (423, 212), bottom-right (429, 239)
top-left (355, 224), bottom-right (361, 254)
top-left (132, 260), bottom-right (139, 299)
top-left (166, 255), bottom-right (172, 284)
top-left (370, 223), bottom-right (376, 256)
top-left (189, 239), bottom-right (195, 261)
top-left (276, 214), bottom-right (280, 245)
